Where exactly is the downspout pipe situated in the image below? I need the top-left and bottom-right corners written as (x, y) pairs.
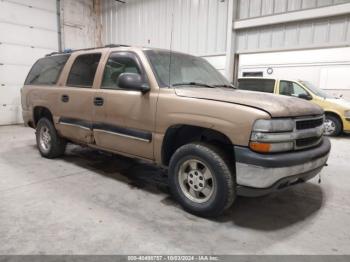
top-left (56, 0), bottom-right (64, 52)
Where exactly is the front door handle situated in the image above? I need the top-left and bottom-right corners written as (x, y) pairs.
top-left (94, 97), bottom-right (104, 106)
top-left (61, 95), bottom-right (69, 103)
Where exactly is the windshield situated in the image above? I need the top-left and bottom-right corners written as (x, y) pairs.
top-left (144, 50), bottom-right (231, 88)
top-left (300, 81), bottom-right (333, 99)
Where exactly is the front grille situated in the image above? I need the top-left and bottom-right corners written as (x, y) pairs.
top-left (293, 116), bottom-right (325, 150)
top-left (296, 118), bottom-right (324, 130)
top-left (296, 136), bottom-right (322, 148)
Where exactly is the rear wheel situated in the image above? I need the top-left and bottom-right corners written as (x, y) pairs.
top-left (324, 115), bottom-right (342, 136)
top-left (36, 118), bottom-right (66, 158)
top-left (169, 143), bottom-right (235, 217)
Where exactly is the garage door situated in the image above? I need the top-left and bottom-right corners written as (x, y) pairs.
top-left (0, 0), bottom-right (59, 125)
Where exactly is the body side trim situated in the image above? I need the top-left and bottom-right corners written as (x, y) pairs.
top-left (58, 117), bottom-right (152, 142)
top-left (58, 117), bottom-right (92, 129)
top-left (94, 129), bottom-right (151, 143)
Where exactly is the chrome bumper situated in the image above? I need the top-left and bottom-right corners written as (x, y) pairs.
top-left (236, 154), bottom-right (328, 188)
top-left (234, 137), bottom-right (331, 196)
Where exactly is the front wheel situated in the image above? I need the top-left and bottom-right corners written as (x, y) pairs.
top-left (324, 115), bottom-right (342, 136)
top-left (36, 118), bottom-right (67, 158)
top-left (168, 143), bottom-right (235, 217)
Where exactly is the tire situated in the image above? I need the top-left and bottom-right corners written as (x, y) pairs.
top-left (36, 118), bottom-right (66, 158)
top-left (168, 142), bottom-right (235, 217)
top-left (324, 115), bottom-right (342, 137)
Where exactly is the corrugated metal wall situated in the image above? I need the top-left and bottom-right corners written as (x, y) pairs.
top-left (238, 0), bottom-right (350, 19)
top-left (235, 0), bottom-right (350, 53)
top-left (101, 0), bottom-right (228, 56)
top-left (236, 14), bottom-right (350, 53)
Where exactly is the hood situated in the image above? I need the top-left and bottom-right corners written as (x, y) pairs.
top-left (175, 87), bottom-right (323, 118)
top-left (326, 98), bottom-right (350, 109)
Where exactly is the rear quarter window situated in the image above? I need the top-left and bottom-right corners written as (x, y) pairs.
top-left (238, 79), bottom-right (276, 93)
top-left (25, 55), bottom-right (70, 85)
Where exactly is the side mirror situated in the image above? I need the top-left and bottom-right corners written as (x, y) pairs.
top-left (298, 93), bottom-right (312, 101)
top-left (117, 73), bottom-right (150, 93)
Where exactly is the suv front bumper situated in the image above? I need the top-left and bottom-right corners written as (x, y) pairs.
top-left (234, 137), bottom-right (331, 197)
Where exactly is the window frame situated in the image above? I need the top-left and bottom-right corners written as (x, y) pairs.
top-left (100, 51), bottom-right (148, 91)
top-left (65, 53), bottom-right (102, 88)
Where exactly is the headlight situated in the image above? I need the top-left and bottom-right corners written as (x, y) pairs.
top-left (250, 119), bottom-right (295, 153)
top-left (253, 119), bottom-right (294, 132)
top-left (345, 110), bottom-right (350, 120)
top-left (251, 131), bottom-right (294, 142)
top-left (250, 118), bottom-right (324, 153)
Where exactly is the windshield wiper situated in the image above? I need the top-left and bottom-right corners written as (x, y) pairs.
top-left (172, 82), bottom-right (215, 88)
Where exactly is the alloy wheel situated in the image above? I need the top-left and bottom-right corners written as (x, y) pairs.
top-left (324, 118), bottom-right (336, 136)
top-left (39, 126), bottom-right (52, 152)
top-left (178, 159), bottom-right (216, 203)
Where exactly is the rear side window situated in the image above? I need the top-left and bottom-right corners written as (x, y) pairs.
top-left (242, 72), bottom-right (263, 77)
top-left (238, 79), bottom-right (275, 93)
top-left (67, 54), bottom-right (101, 88)
top-left (25, 55), bottom-right (69, 85)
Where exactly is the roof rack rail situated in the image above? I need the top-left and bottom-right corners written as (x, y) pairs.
top-left (45, 49), bottom-right (74, 57)
top-left (45, 52), bottom-right (61, 57)
top-left (45, 44), bottom-right (130, 56)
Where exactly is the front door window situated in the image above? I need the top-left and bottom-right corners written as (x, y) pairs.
top-left (279, 81), bottom-right (309, 97)
top-left (101, 52), bottom-right (143, 90)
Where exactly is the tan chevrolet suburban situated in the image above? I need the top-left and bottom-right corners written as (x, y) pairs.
top-left (21, 45), bottom-right (331, 217)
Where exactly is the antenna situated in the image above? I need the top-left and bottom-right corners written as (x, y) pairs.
top-left (168, 12), bottom-right (174, 88)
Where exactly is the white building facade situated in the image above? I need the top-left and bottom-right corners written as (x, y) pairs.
top-left (1, 0), bottom-right (350, 124)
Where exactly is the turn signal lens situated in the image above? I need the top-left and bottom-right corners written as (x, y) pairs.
top-left (249, 141), bottom-right (294, 153)
top-left (249, 142), bottom-right (271, 153)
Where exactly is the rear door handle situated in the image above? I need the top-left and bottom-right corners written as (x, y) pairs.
top-left (94, 97), bottom-right (104, 106)
top-left (61, 95), bottom-right (69, 103)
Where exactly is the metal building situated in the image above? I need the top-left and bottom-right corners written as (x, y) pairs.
top-left (101, 0), bottom-right (350, 93)
top-left (1, 0), bottom-right (350, 124)
top-left (235, 0), bottom-right (350, 98)
top-left (236, 0), bottom-right (350, 53)
top-left (101, 0), bottom-right (234, 76)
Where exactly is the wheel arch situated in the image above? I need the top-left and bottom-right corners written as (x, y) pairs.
top-left (325, 111), bottom-right (343, 129)
top-left (33, 106), bottom-right (53, 127)
top-left (161, 124), bottom-right (235, 166)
